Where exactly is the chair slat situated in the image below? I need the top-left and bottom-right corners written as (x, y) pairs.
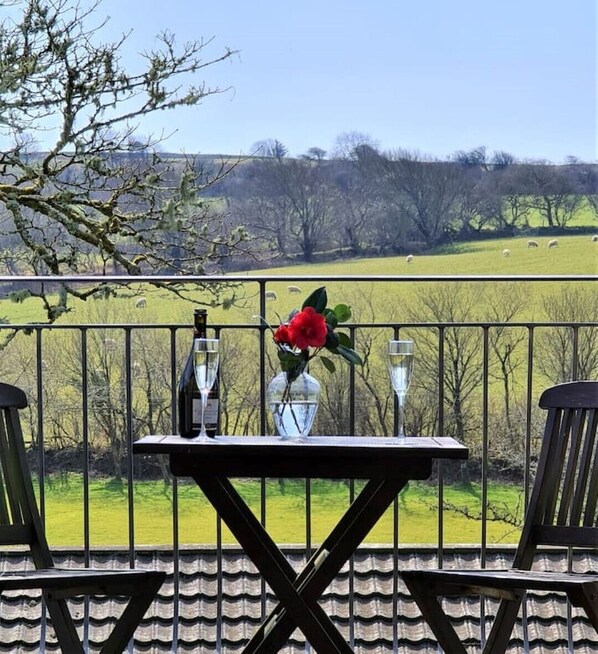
top-left (557, 408), bottom-right (586, 526)
top-left (583, 409), bottom-right (598, 527)
top-left (0, 524), bottom-right (33, 545)
top-left (533, 525), bottom-right (598, 548)
top-left (544, 408), bottom-right (573, 525)
top-left (571, 409), bottom-right (596, 525)
top-left (0, 414), bottom-right (25, 527)
top-left (0, 465), bottom-right (10, 525)
top-left (0, 383), bottom-right (27, 409)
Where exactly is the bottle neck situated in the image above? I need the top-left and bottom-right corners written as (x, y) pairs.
top-left (193, 311), bottom-right (207, 338)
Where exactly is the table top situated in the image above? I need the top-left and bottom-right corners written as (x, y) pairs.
top-left (134, 435), bottom-right (468, 480)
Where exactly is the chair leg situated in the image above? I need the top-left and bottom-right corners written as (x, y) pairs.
top-left (44, 595), bottom-right (85, 654)
top-left (99, 573), bottom-right (164, 654)
top-left (482, 596), bottom-right (523, 654)
top-left (402, 576), bottom-right (468, 654)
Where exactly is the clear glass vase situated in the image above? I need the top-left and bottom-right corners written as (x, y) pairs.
top-left (267, 371), bottom-right (320, 441)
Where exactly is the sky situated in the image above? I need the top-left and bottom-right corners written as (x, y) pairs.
top-left (20, 0), bottom-right (598, 162)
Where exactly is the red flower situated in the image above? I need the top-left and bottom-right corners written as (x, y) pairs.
top-left (273, 324), bottom-right (294, 346)
top-left (288, 307), bottom-right (327, 350)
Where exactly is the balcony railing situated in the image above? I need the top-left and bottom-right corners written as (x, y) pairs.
top-left (1, 273), bottom-right (596, 652)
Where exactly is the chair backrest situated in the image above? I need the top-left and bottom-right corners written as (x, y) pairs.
top-left (0, 382), bottom-right (54, 568)
top-left (513, 380), bottom-right (598, 569)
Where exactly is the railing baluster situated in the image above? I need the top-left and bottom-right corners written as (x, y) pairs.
top-left (572, 325), bottom-right (579, 381)
top-left (169, 327), bottom-right (180, 653)
top-left (81, 327), bottom-right (91, 651)
top-left (35, 327), bottom-right (47, 653)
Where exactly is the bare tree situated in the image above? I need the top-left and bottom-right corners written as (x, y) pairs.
top-left (520, 161), bottom-right (584, 227)
top-left (235, 145), bottom-right (335, 261)
top-left (407, 284), bottom-right (484, 445)
top-left (331, 131), bottom-right (379, 161)
top-left (0, 0), bottom-right (252, 321)
top-left (360, 149), bottom-right (468, 247)
top-left (536, 287), bottom-right (598, 383)
top-left (475, 165), bottom-right (531, 231)
top-left (328, 159), bottom-right (382, 254)
top-left (219, 332), bottom-right (261, 436)
top-left (569, 161), bottom-right (598, 220)
top-left (486, 285), bottom-right (528, 431)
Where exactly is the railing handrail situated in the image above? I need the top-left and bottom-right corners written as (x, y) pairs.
top-left (0, 273), bottom-right (595, 283)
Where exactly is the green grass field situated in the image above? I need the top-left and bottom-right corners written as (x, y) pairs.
top-left (1, 233), bottom-right (595, 326)
top-left (43, 475), bottom-right (523, 547)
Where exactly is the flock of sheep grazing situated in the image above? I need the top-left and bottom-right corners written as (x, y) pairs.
top-left (412, 234), bottom-right (596, 262)
top-left (527, 238), bottom-right (558, 248)
top-left (501, 236), bottom-right (597, 258)
top-left (134, 235), bottom-right (597, 306)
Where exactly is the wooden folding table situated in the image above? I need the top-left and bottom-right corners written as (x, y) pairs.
top-left (133, 435), bottom-right (468, 653)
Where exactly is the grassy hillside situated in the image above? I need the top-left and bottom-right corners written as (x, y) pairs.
top-left (257, 233), bottom-right (597, 276)
top-left (0, 233), bottom-right (594, 326)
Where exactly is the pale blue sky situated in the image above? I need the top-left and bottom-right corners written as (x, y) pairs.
top-left (42, 0), bottom-right (598, 161)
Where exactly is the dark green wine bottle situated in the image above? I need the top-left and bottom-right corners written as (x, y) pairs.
top-left (177, 309), bottom-right (219, 437)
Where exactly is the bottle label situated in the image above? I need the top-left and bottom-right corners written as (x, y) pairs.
top-left (192, 398), bottom-right (219, 426)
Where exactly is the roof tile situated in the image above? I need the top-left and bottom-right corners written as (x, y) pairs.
top-left (0, 547), bottom-right (595, 653)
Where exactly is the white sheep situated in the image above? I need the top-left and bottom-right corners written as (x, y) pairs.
top-left (548, 239), bottom-right (558, 249)
top-left (135, 297), bottom-right (147, 308)
top-left (265, 291), bottom-right (277, 300)
top-left (502, 249), bottom-right (511, 257)
top-left (527, 240), bottom-right (539, 248)
top-left (592, 235), bottom-right (598, 243)
top-left (405, 254), bottom-right (414, 263)
top-left (287, 285), bottom-right (302, 294)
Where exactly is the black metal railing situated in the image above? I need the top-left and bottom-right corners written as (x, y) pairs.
top-left (1, 273), bottom-right (596, 652)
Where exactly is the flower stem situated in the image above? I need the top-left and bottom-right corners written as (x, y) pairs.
top-left (279, 376), bottom-right (303, 436)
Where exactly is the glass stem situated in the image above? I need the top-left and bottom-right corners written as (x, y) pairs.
top-left (397, 394), bottom-right (406, 439)
top-left (199, 389), bottom-right (208, 438)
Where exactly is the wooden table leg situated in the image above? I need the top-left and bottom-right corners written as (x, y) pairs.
top-left (207, 476), bottom-right (411, 654)
top-left (195, 475), bottom-right (354, 654)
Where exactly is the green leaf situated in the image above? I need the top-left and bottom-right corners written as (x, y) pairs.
top-left (332, 303), bottom-right (351, 323)
top-left (336, 345), bottom-right (363, 366)
top-left (277, 351), bottom-right (301, 369)
top-left (325, 329), bottom-right (340, 349)
top-left (302, 287), bottom-right (327, 313)
top-left (337, 332), bottom-right (352, 348)
top-left (286, 364), bottom-right (305, 383)
top-left (324, 308), bottom-right (338, 328)
top-left (320, 356), bottom-right (336, 374)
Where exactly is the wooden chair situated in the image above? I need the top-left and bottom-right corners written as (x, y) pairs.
top-left (401, 380), bottom-right (598, 653)
top-left (0, 382), bottom-right (165, 653)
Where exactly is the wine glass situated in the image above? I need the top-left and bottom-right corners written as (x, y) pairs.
top-left (193, 338), bottom-right (220, 441)
top-left (387, 340), bottom-right (414, 441)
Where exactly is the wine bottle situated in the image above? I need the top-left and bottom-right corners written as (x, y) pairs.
top-left (177, 309), bottom-right (219, 438)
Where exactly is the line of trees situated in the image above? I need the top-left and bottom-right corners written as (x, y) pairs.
top-left (223, 138), bottom-right (597, 263)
